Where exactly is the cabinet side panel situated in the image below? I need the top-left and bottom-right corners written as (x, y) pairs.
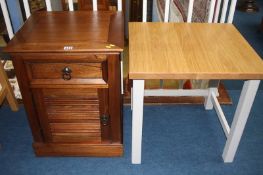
top-left (12, 56), bottom-right (43, 142)
top-left (107, 54), bottom-right (122, 143)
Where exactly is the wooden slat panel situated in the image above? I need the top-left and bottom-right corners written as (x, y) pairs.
top-left (48, 113), bottom-right (100, 122)
top-left (43, 88), bottom-right (98, 99)
top-left (46, 104), bottom-right (99, 113)
top-left (45, 99), bottom-right (99, 104)
top-left (43, 89), bottom-right (101, 121)
top-left (52, 133), bottom-right (101, 143)
top-left (50, 119), bottom-right (101, 143)
top-left (50, 123), bottom-right (101, 132)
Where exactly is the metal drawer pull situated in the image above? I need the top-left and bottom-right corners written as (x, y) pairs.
top-left (62, 67), bottom-right (72, 80)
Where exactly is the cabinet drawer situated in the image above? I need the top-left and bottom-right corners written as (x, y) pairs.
top-left (30, 62), bottom-right (102, 78)
top-left (25, 61), bottom-right (107, 86)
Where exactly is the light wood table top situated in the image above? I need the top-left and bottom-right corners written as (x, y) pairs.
top-left (129, 23), bottom-right (263, 80)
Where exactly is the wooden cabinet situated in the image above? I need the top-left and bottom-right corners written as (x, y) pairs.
top-left (4, 11), bottom-right (124, 156)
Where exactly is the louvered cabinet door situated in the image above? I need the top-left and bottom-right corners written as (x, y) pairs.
top-left (32, 88), bottom-right (111, 144)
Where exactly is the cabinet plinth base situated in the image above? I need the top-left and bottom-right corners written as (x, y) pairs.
top-left (33, 143), bottom-right (123, 157)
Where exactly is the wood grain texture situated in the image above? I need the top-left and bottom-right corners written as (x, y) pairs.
top-left (129, 23), bottom-right (263, 80)
top-left (15, 53), bottom-right (108, 87)
top-left (4, 11), bottom-right (124, 53)
top-left (51, 133), bottom-right (101, 143)
top-left (5, 11), bottom-right (124, 156)
top-left (12, 59), bottom-right (44, 142)
top-left (108, 12), bottom-right (125, 49)
top-left (44, 88), bottom-right (101, 122)
top-left (107, 55), bottom-right (123, 143)
top-left (26, 62), bottom-right (102, 79)
top-left (33, 143), bottom-right (123, 156)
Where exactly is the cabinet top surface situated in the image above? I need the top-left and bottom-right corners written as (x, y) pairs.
top-left (129, 22), bottom-right (263, 80)
top-left (5, 11), bottom-right (124, 53)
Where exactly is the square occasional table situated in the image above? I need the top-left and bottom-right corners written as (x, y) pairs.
top-left (129, 22), bottom-right (263, 164)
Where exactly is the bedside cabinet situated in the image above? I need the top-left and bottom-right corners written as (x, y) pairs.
top-left (4, 11), bottom-right (124, 156)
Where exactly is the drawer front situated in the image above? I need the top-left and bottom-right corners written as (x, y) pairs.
top-left (21, 54), bottom-right (108, 86)
top-left (28, 62), bottom-right (102, 79)
top-left (25, 62), bottom-right (106, 85)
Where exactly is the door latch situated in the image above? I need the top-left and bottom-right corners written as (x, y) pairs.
top-left (100, 115), bottom-right (109, 126)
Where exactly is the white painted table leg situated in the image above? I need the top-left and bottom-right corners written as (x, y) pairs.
top-left (131, 87), bottom-right (133, 110)
top-left (222, 80), bottom-right (260, 162)
top-left (131, 80), bottom-right (145, 164)
top-left (204, 88), bottom-right (217, 110)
